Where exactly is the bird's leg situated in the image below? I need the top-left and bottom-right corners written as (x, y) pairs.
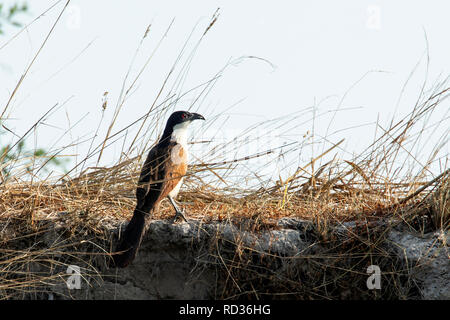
top-left (168, 195), bottom-right (187, 223)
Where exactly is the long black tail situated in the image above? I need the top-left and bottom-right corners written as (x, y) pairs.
top-left (112, 209), bottom-right (147, 268)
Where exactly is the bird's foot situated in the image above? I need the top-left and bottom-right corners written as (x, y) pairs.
top-left (171, 209), bottom-right (187, 223)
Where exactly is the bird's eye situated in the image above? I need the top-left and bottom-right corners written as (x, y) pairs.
top-left (181, 113), bottom-right (187, 119)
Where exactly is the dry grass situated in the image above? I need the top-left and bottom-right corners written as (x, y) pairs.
top-left (0, 85), bottom-right (447, 298)
top-left (0, 5), bottom-right (448, 299)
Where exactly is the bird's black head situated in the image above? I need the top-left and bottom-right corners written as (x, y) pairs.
top-left (166, 111), bottom-right (205, 127)
top-left (160, 111), bottom-right (205, 143)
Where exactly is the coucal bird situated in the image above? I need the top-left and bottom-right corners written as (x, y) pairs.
top-left (113, 111), bottom-right (205, 268)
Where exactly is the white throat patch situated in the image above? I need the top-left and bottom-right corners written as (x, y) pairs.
top-left (170, 121), bottom-right (191, 147)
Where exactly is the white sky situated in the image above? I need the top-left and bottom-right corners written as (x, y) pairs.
top-left (0, 0), bottom-right (449, 180)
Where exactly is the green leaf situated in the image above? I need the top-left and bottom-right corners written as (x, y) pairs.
top-left (8, 4), bottom-right (18, 18)
top-left (18, 140), bottom-right (25, 151)
top-left (34, 149), bottom-right (46, 157)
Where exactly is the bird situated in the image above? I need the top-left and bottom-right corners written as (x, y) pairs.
top-left (112, 110), bottom-right (205, 268)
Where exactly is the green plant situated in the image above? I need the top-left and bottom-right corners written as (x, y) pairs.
top-left (0, 2), bottom-right (28, 34)
top-left (0, 129), bottom-right (68, 180)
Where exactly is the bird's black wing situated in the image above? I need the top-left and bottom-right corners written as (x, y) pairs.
top-left (135, 142), bottom-right (169, 211)
top-left (113, 142), bottom-right (169, 268)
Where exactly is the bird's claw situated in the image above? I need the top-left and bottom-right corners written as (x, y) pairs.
top-left (171, 209), bottom-right (187, 223)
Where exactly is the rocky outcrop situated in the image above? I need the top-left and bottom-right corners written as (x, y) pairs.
top-left (1, 217), bottom-right (448, 299)
top-left (43, 218), bottom-right (448, 300)
top-left (386, 228), bottom-right (449, 299)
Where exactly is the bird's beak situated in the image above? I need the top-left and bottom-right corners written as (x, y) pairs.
top-left (190, 113), bottom-right (205, 121)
